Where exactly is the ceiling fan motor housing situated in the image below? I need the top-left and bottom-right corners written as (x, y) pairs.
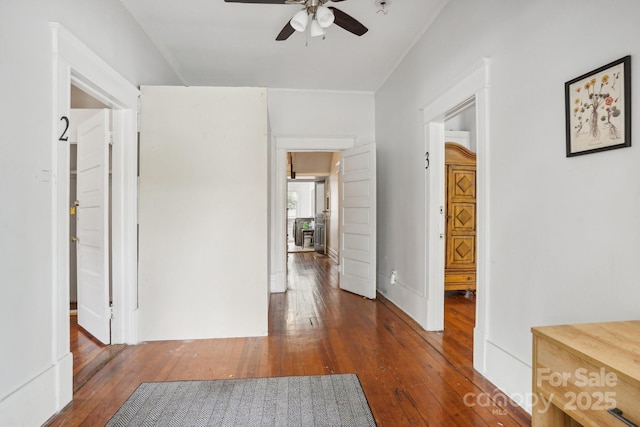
top-left (228, 0), bottom-right (369, 41)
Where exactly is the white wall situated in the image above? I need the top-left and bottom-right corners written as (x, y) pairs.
top-left (138, 86), bottom-right (269, 341)
top-left (268, 89), bottom-right (375, 145)
top-left (375, 0), bottom-right (640, 410)
top-left (0, 2), bottom-right (180, 425)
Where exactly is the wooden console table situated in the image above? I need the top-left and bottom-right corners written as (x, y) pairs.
top-left (532, 321), bottom-right (640, 426)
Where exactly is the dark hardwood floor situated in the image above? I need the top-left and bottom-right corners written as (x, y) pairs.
top-left (48, 253), bottom-right (530, 426)
top-left (70, 315), bottom-right (126, 393)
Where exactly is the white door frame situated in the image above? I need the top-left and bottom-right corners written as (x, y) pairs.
top-left (51, 23), bottom-right (139, 408)
top-left (422, 58), bottom-right (490, 373)
top-left (270, 136), bottom-right (355, 293)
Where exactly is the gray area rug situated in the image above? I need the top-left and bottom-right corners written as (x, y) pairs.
top-left (106, 373), bottom-right (376, 426)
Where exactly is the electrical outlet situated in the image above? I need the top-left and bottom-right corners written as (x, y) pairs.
top-left (390, 270), bottom-right (397, 285)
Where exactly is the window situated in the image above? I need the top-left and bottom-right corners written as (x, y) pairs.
top-left (287, 191), bottom-right (298, 218)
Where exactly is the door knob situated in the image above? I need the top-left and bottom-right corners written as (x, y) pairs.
top-left (71, 236), bottom-right (79, 242)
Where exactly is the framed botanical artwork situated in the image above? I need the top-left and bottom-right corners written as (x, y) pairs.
top-left (565, 55), bottom-right (631, 157)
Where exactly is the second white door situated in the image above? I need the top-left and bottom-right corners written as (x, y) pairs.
top-left (76, 109), bottom-right (111, 345)
top-left (340, 143), bottom-right (376, 299)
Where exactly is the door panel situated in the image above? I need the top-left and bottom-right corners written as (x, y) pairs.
top-left (340, 143), bottom-right (376, 299)
top-left (76, 109), bottom-right (111, 344)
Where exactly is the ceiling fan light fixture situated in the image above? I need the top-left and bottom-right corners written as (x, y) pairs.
top-left (310, 19), bottom-right (325, 37)
top-left (290, 10), bottom-right (309, 32)
top-left (315, 6), bottom-right (334, 28)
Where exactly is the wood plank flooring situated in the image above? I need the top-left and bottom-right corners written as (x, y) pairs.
top-left (70, 314), bottom-right (126, 393)
top-left (47, 253), bottom-right (530, 426)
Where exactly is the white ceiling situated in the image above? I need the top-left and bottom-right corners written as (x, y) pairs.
top-left (120, 0), bottom-right (449, 92)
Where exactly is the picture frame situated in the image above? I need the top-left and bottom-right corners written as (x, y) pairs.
top-left (565, 55), bottom-right (631, 157)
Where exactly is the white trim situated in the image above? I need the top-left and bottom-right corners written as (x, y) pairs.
top-left (270, 136), bottom-right (355, 293)
top-left (378, 272), bottom-right (430, 325)
top-left (484, 340), bottom-right (532, 414)
top-left (110, 109), bottom-right (140, 344)
top-left (422, 58), bottom-right (490, 374)
top-left (50, 22), bottom-right (140, 414)
top-left (54, 24), bottom-right (139, 109)
top-left (421, 58), bottom-right (490, 118)
top-left (269, 87), bottom-right (374, 96)
top-left (424, 122), bottom-right (446, 329)
top-left (275, 135), bottom-right (357, 151)
top-left (473, 85), bottom-right (490, 374)
top-left (327, 247), bottom-right (339, 264)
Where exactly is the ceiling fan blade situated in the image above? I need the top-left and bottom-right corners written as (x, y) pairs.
top-left (328, 7), bottom-right (368, 36)
top-left (276, 21), bottom-right (296, 41)
top-left (224, 0), bottom-right (289, 3)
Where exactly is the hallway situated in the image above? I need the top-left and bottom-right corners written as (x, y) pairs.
top-left (47, 253), bottom-right (529, 426)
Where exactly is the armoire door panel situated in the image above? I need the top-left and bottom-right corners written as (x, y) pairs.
top-left (444, 143), bottom-right (477, 292)
top-left (452, 170), bottom-right (476, 198)
top-left (447, 236), bottom-right (476, 265)
top-left (451, 203), bottom-right (476, 231)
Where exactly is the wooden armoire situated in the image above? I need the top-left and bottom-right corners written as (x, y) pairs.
top-left (444, 143), bottom-right (477, 292)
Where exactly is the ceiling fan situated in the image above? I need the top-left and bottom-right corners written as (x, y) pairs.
top-left (223, 0), bottom-right (368, 41)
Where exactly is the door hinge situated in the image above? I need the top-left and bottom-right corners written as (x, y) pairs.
top-left (137, 95), bottom-right (142, 130)
top-left (109, 305), bottom-right (115, 320)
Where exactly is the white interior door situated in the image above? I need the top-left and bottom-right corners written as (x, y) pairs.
top-left (340, 143), bottom-right (376, 299)
top-left (76, 109), bottom-right (111, 344)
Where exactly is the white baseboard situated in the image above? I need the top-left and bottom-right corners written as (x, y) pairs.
top-left (327, 247), bottom-right (339, 264)
top-left (0, 352), bottom-right (73, 426)
top-left (484, 340), bottom-right (532, 414)
top-left (376, 274), bottom-right (429, 329)
top-left (270, 271), bottom-right (286, 293)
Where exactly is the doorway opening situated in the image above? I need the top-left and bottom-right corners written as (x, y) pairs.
top-left (443, 100), bottom-right (478, 359)
top-left (423, 58), bottom-right (489, 373)
top-left (69, 85), bottom-right (113, 318)
top-left (443, 101), bottom-right (477, 296)
top-left (271, 137), bottom-right (376, 300)
top-left (286, 152), bottom-right (339, 258)
top-left (52, 23), bottom-right (140, 408)
top-left (270, 137), bottom-right (355, 294)
top-left (67, 85), bottom-right (124, 391)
